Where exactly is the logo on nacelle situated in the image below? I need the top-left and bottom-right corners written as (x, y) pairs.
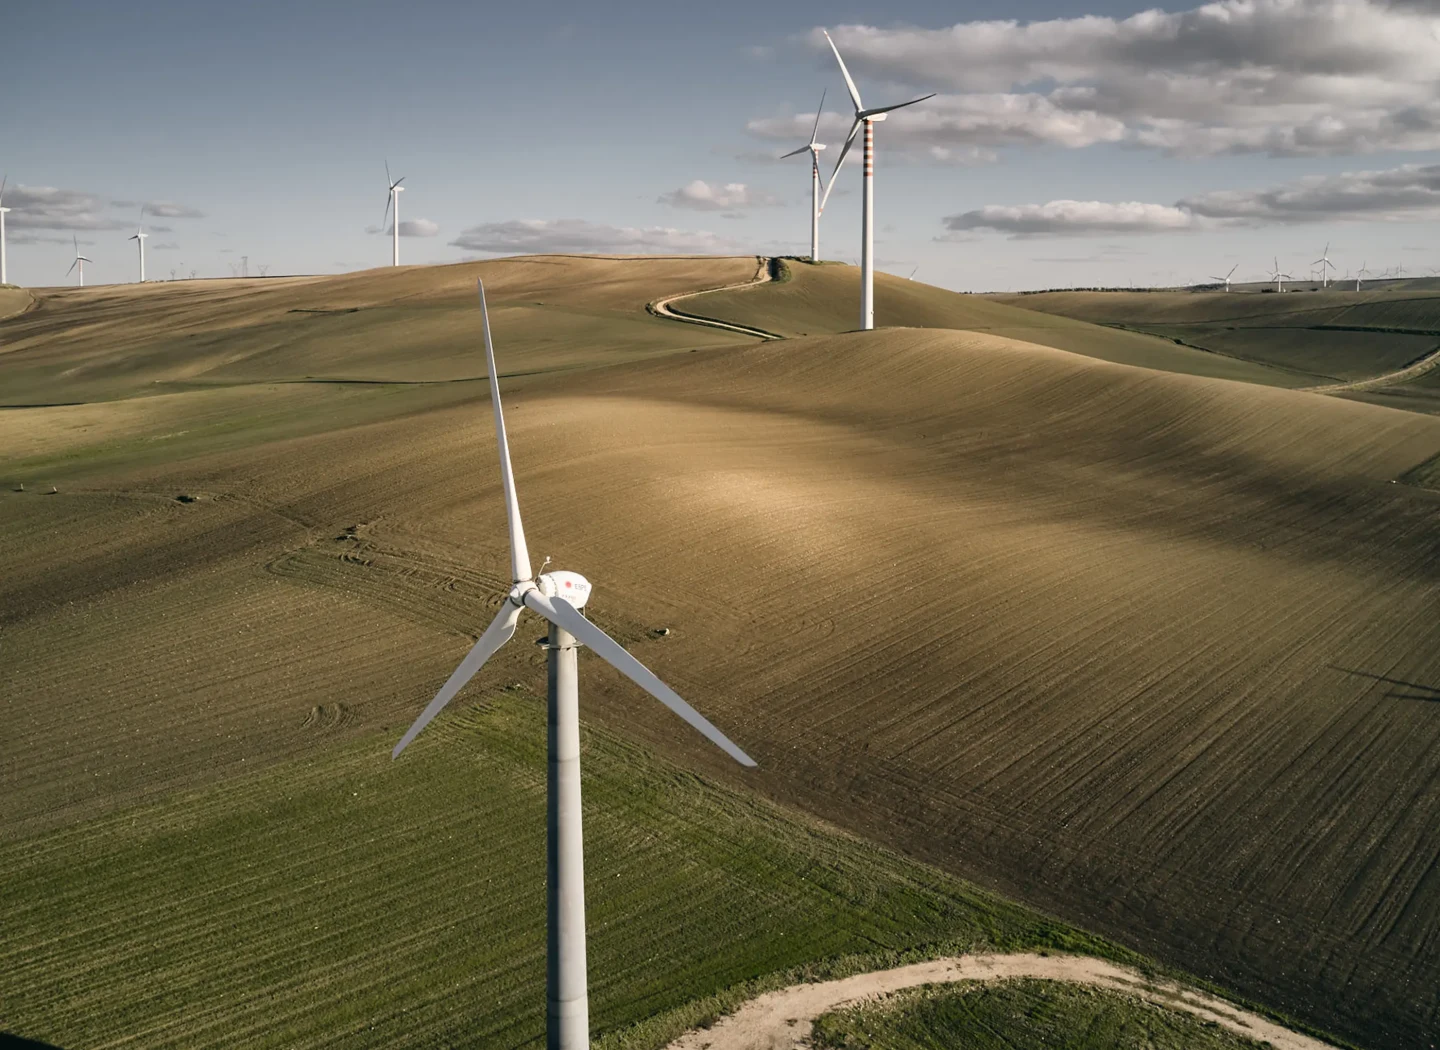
top-left (539, 570), bottom-right (592, 610)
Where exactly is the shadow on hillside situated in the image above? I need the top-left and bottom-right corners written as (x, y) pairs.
top-left (1, 1035), bottom-right (68, 1050)
top-left (1330, 665), bottom-right (1440, 702)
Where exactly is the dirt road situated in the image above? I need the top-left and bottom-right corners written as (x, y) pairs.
top-left (663, 953), bottom-right (1337, 1050)
top-left (649, 257), bottom-right (780, 339)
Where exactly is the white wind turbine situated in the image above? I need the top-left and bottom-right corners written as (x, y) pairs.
top-left (818, 29), bottom-right (933, 331)
top-left (1267, 257), bottom-right (1291, 293)
top-left (66, 235), bottom-right (92, 287)
top-left (780, 90), bottom-right (828, 262)
top-left (128, 205), bottom-right (148, 283)
top-left (0, 175), bottom-right (10, 286)
top-left (1312, 242), bottom-right (1335, 289)
top-left (383, 161), bottom-right (405, 267)
top-left (1355, 262), bottom-right (1370, 291)
top-left (392, 281), bottom-right (756, 1050)
top-left (1209, 263), bottom-right (1238, 292)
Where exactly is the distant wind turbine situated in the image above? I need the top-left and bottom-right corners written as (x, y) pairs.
top-left (781, 90), bottom-right (828, 262)
top-left (128, 206), bottom-right (148, 283)
top-left (392, 281), bottom-right (756, 1050)
top-left (1209, 263), bottom-right (1238, 292)
top-left (1355, 262), bottom-right (1370, 291)
top-left (383, 161), bottom-right (405, 267)
top-left (66, 236), bottom-right (91, 287)
top-left (819, 29), bottom-right (934, 331)
top-left (908, 265), bottom-right (919, 280)
top-left (1312, 243), bottom-right (1334, 289)
top-left (1267, 258), bottom-right (1291, 293)
top-left (0, 175), bottom-right (9, 286)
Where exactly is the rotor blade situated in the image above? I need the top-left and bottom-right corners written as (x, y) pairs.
top-left (820, 119), bottom-right (862, 212)
top-left (780, 145), bottom-right (811, 159)
top-left (524, 591), bottom-right (756, 767)
top-left (861, 93), bottom-right (935, 119)
top-left (811, 87), bottom-right (827, 143)
top-left (822, 29), bottom-right (863, 112)
top-left (392, 601), bottom-right (521, 758)
top-left (394, 176), bottom-right (405, 188)
top-left (1227, 264), bottom-right (1237, 277)
top-left (1, 174), bottom-right (7, 203)
top-left (66, 259), bottom-right (78, 276)
top-left (382, 192), bottom-right (393, 231)
top-left (478, 280), bottom-right (533, 582)
top-left (386, 159), bottom-right (392, 186)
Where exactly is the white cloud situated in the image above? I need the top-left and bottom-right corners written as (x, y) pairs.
top-left (449, 218), bottom-right (740, 255)
top-left (4, 185), bottom-right (128, 231)
top-left (792, 2), bottom-right (1440, 157)
top-left (943, 162), bottom-right (1440, 236)
top-left (399, 218), bottom-right (439, 237)
top-left (658, 180), bottom-right (781, 211)
top-left (151, 242), bottom-right (182, 251)
top-left (143, 201), bottom-right (205, 219)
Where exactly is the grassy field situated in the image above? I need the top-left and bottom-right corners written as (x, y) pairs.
top-left (989, 287), bottom-right (1440, 406)
top-left (811, 980), bottom-right (1269, 1050)
top-left (1, 692), bottom-right (1130, 1050)
top-left (5, 259), bottom-right (1440, 1048)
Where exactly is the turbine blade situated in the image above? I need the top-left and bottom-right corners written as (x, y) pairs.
top-left (1227, 264), bottom-right (1237, 277)
top-left (810, 87), bottom-right (827, 143)
top-left (383, 192), bottom-right (393, 232)
top-left (523, 591), bottom-right (756, 767)
top-left (822, 30), bottom-right (863, 112)
top-left (392, 601), bottom-right (522, 758)
top-left (861, 93), bottom-right (935, 119)
top-left (478, 280), bottom-right (533, 582)
top-left (386, 159), bottom-right (392, 186)
top-left (394, 177), bottom-right (405, 187)
top-left (66, 259), bottom-right (77, 276)
top-left (780, 145), bottom-right (811, 159)
top-left (820, 119), bottom-right (861, 212)
top-left (1, 174), bottom-right (7, 203)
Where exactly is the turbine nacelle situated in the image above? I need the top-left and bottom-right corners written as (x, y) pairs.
top-left (537, 571), bottom-right (592, 610)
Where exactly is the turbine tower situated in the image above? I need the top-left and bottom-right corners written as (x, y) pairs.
top-left (392, 281), bottom-right (755, 1050)
top-left (383, 161), bottom-right (405, 267)
top-left (128, 206), bottom-right (148, 283)
top-left (66, 235), bottom-right (91, 287)
top-left (1356, 261), bottom-right (1370, 291)
top-left (1267, 258), bottom-right (1291, 293)
top-left (0, 176), bottom-right (10, 286)
top-left (1312, 243), bottom-right (1334, 289)
top-left (1208, 263), bottom-right (1238, 292)
top-left (780, 90), bottom-right (828, 262)
top-left (819, 29), bottom-right (933, 331)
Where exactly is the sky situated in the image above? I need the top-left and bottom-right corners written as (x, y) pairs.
top-left (5, 0), bottom-right (1440, 291)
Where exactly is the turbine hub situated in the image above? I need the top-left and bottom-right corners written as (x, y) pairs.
top-left (537, 570), bottom-right (592, 610)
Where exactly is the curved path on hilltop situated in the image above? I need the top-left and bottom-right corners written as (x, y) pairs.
top-left (1303, 343), bottom-right (1440, 394)
top-left (664, 953), bottom-right (1336, 1050)
top-left (648, 256), bottom-right (783, 340)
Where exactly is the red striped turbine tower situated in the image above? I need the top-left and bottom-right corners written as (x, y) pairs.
top-left (819, 29), bottom-right (933, 331)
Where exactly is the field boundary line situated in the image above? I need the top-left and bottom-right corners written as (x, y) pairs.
top-left (662, 952), bottom-right (1338, 1050)
top-left (648, 256), bottom-right (784, 340)
top-left (1302, 343), bottom-right (1440, 393)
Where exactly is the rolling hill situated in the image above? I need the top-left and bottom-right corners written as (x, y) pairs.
top-left (4, 258), bottom-right (1440, 1048)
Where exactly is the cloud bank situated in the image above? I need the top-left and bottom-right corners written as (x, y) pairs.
top-left (658, 180), bottom-right (781, 211)
top-left (755, 2), bottom-right (1440, 158)
top-left (943, 162), bottom-right (1440, 235)
top-left (449, 218), bottom-right (739, 255)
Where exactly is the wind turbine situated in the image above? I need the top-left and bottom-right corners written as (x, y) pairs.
top-left (1209, 263), bottom-right (1238, 292)
top-left (1356, 262), bottom-right (1370, 291)
top-left (818, 29), bottom-right (934, 331)
top-left (128, 205), bottom-right (148, 283)
top-left (383, 161), bottom-right (405, 267)
top-left (0, 176), bottom-right (9, 286)
top-left (780, 90), bottom-right (828, 262)
top-left (1312, 243), bottom-right (1334, 289)
top-left (66, 236), bottom-right (91, 287)
top-left (392, 281), bottom-right (756, 1050)
top-left (1267, 258), bottom-right (1291, 293)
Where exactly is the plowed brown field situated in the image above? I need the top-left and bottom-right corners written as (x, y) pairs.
top-left (4, 259), bottom-right (1439, 1048)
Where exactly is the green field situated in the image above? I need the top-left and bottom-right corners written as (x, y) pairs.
top-left (0, 690), bottom-right (1128, 1050)
top-left (811, 980), bottom-right (1269, 1050)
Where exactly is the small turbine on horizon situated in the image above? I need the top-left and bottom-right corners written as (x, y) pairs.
top-left (1209, 263), bottom-right (1238, 292)
top-left (1312, 243), bottom-right (1335, 289)
top-left (66, 235), bottom-right (92, 287)
top-left (391, 281), bottom-right (756, 1050)
top-left (1268, 258), bottom-right (1291, 293)
top-left (383, 161), bottom-right (405, 267)
top-left (0, 175), bottom-right (10, 286)
top-left (128, 205), bottom-right (148, 283)
top-left (819, 29), bottom-right (934, 331)
top-left (1356, 262), bottom-right (1370, 291)
top-left (780, 89), bottom-right (828, 263)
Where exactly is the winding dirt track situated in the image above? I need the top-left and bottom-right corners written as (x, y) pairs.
top-left (649, 257), bottom-right (780, 339)
top-left (1303, 343), bottom-right (1440, 393)
top-left (664, 954), bottom-right (1336, 1050)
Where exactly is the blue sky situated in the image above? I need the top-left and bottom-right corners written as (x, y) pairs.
top-left (6, 0), bottom-right (1440, 291)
